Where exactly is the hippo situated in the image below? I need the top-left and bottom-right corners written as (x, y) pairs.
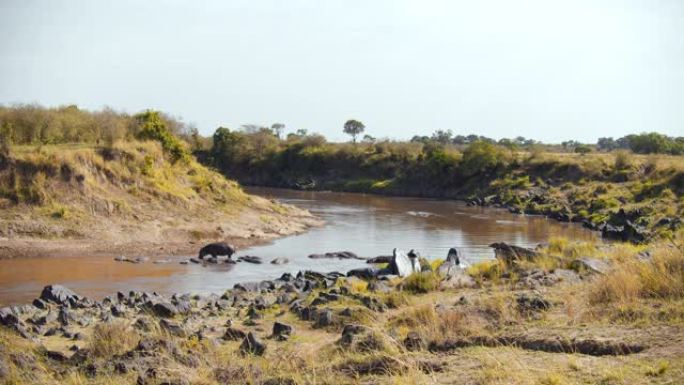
top-left (198, 242), bottom-right (236, 259)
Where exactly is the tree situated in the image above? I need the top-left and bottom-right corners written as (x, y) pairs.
top-left (431, 129), bottom-right (453, 145)
top-left (271, 123), bottom-right (285, 139)
top-left (343, 119), bottom-right (365, 143)
top-left (574, 144), bottom-right (592, 155)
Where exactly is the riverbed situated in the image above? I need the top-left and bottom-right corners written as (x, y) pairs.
top-left (0, 188), bottom-right (598, 305)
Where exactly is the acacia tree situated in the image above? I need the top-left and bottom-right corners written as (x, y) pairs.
top-left (343, 119), bottom-right (365, 143)
top-left (271, 123), bottom-right (285, 139)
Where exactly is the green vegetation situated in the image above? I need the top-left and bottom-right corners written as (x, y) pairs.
top-left (205, 125), bottom-right (683, 243)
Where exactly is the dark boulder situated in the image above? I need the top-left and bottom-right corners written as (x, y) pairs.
top-left (489, 243), bottom-right (539, 265)
top-left (40, 285), bottom-right (82, 307)
top-left (152, 302), bottom-right (178, 318)
top-left (366, 256), bottom-right (393, 264)
top-left (308, 251), bottom-right (362, 260)
top-left (237, 255), bottom-right (263, 264)
top-left (0, 307), bottom-right (19, 327)
top-left (159, 319), bottom-right (186, 337)
top-left (223, 327), bottom-right (247, 341)
top-left (346, 267), bottom-right (379, 280)
top-left (271, 322), bottom-right (293, 340)
top-left (240, 332), bottom-right (266, 356)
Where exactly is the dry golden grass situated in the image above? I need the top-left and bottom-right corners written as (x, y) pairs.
top-left (89, 320), bottom-right (140, 359)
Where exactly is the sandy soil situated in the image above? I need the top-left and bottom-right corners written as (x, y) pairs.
top-left (0, 199), bottom-right (323, 259)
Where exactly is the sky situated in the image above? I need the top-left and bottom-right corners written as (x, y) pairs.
top-left (1, 0), bottom-right (682, 143)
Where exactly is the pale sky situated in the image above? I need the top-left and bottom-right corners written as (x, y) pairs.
top-left (1, 0), bottom-right (682, 143)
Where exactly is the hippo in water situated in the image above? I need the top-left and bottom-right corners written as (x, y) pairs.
top-left (198, 242), bottom-right (236, 259)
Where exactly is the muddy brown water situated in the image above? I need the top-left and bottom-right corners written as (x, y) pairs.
top-left (0, 187), bottom-right (598, 305)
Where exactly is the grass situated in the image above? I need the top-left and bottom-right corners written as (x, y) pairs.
top-left (89, 320), bottom-right (140, 358)
top-left (401, 272), bottom-right (441, 294)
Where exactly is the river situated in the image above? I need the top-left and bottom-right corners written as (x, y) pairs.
top-left (0, 188), bottom-right (598, 305)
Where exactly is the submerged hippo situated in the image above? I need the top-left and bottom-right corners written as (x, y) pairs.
top-left (198, 242), bottom-right (236, 259)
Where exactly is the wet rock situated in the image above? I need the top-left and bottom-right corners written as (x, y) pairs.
top-left (570, 257), bottom-right (611, 275)
top-left (152, 302), bottom-right (178, 318)
top-left (308, 251), bottom-right (362, 260)
top-left (240, 332), bottom-right (266, 356)
top-left (237, 255), bottom-right (263, 264)
top-left (40, 285), bottom-right (82, 307)
top-left (490, 243), bottom-right (539, 265)
top-left (270, 257), bottom-right (290, 265)
top-left (271, 322), bottom-right (293, 341)
top-left (133, 256), bottom-right (150, 264)
top-left (390, 248), bottom-right (420, 277)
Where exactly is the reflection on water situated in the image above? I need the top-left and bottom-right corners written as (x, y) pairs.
top-left (0, 188), bottom-right (598, 305)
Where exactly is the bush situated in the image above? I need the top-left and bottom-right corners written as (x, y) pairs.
top-left (134, 111), bottom-right (188, 163)
top-left (460, 141), bottom-right (510, 177)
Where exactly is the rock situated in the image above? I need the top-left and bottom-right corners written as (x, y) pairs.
top-left (516, 293), bottom-right (552, 315)
top-left (133, 256), bottom-right (150, 264)
top-left (159, 319), bottom-right (186, 337)
top-left (389, 248), bottom-right (420, 277)
top-left (550, 269), bottom-right (581, 283)
top-left (271, 322), bottom-right (293, 340)
top-left (152, 302), bottom-right (178, 318)
top-left (40, 285), bottom-right (82, 307)
top-left (270, 257), bottom-right (290, 265)
top-left (189, 258), bottom-right (201, 264)
top-left (439, 271), bottom-right (476, 289)
top-left (46, 350), bottom-right (68, 362)
top-left (338, 324), bottom-right (372, 347)
top-left (153, 259), bottom-right (171, 264)
top-left (437, 247), bottom-right (468, 276)
top-left (239, 332), bottom-right (266, 356)
top-left (32, 298), bottom-right (48, 310)
top-left (308, 251), bottom-right (362, 260)
top-left (0, 307), bottom-right (19, 327)
top-left (404, 331), bottom-right (425, 351)
top-left (234, 282), bottom-right (261, 292)
top-left (114, 256), bottom-right (127, 262)
top-left (346, 267), bottom-right (379, 280)
top-left (489, 243), bottom-right (539, 265)
top-left (223, 327), bottom-right (247, 341)
top-left (315, 309), bottom-right (334, 328)
top-left (237, 255), bottom-right (263, 264)
top-left (570, 258), bottom-right (611, 275)
top-left (366, 255), bottom-right (393, 264)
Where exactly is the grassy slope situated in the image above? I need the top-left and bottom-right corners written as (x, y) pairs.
top-left (0, 141), bottom-right (318, 258)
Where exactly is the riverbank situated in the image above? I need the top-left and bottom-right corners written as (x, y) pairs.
top-left (205, 137), bottom-right (684, 244)
top-left (0, 142), bottom-right (322, 260)
top-left (1, 236), bottom-right (682, 384)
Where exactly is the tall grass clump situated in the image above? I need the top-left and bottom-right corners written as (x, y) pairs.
top-left (89, 321), bottom-right (139, 358)
top-left (589, 247), bottom-right (684, 305)
top-left (401, 272), bottom-right (441, 294)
